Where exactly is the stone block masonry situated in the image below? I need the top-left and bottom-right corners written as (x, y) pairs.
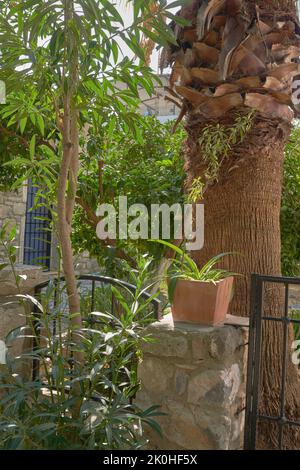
top-left (0, 265), bottom-right (43, 379)
top-left (0, 186), bottom-right (100, 272)
top-left (136, 314), bottom-right (249, 450)
top-left (0, 187), bottom-right (27, 264)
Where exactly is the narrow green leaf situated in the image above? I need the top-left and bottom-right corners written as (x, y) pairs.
top-left (30, 134), bottom-right (36, 160)
top-left (36, 114), bottom-right (45, 136)
top-left (19, 116), bottom-right (27, 134)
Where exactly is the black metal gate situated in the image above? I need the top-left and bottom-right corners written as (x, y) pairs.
top-left (23, 181), bottom-right (52, 270)
top-left (244, 274), bottom-right (300, 449)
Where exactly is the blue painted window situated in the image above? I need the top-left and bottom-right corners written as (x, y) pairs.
top-left (23, 181), bottom-right (52, 270)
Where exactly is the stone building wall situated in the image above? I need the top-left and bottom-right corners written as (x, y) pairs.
top-left (116, 75), bottom-right (179, 122)
top-left (74, 251), bottom-right (100, 275)
top-left (0, 187), bottom-right (27, 263)
top-left (136, 314), bottom-right (249, 450)
top-left (0, 186), bottom-right (99, 274)
top-left (138, 75), bottom-right (178, 120)
top-left (0, 265), bottom-right (43, 378)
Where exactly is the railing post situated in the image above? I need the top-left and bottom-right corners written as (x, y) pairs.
top-left (244, 273), bottom-right (263, 450)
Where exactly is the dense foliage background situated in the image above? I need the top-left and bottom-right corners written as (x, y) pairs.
top-left (73, 116), bottom-right (185, 272)
top-left (1, 114), bottom-right (300, 276)
top-left (281, 125), bottom-right (300, 276)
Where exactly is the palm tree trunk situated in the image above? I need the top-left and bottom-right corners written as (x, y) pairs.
top-left (185, 110), bottom-right (300, 448)
top-left (187, 113), bottom-right (287, 316)
top-left (163, 0), bottom-right (300, 449)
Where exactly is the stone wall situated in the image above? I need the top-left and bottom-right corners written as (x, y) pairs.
top-left (0, 187), bottom-right (27, 263)
top-left (0, 186), bottom-right (99, 273)
top-left (0, 265), bottom-right (43, 378)
top-left (74, 251), bottom-right (100, 275)
top-left (136, 314), bottom-right (249, 450)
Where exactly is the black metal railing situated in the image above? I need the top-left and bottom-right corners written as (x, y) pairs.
top-left (244, 274), bottom-right (300, 450)
top-left (32, 274), bottom-right (161, 381)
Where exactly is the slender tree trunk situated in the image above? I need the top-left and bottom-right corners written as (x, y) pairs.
top-left (57, 0), bottom-right (81, 329)
top-left (57, 113), bottom-right (81, 322)
top-left (55, 1), bottom-right (83, 423)
top-left (185, 110), bottom-right (300, 448)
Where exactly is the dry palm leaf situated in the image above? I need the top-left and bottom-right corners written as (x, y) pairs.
top-left (171, 0), bottom-right (201, 44)
top-left (240, 34), bottom-right (268, 62)
top-left (190, 67), bottom-right (219, 84)
top-left (203, 0), bottom-right (226, 30)
top-left (183, 28), bottom-right (198, 43)
top-left (164, 0), bottom-right (300, 120)
top-left (263, 76), bottom-right (289, 92)
top-left (180, 66), bottom-right (193, 86)
top-left (271, 44), bottom-right (300, 63)
top-left (139, 1), bottom-right (161, 66)
top-left (193, 42), bottom-right (220, 65)
top-left (264, 31), bottom-right (290, 48)
top-left (164, 95), bottom-right (182, 109)
top-left (245, 93), bottom-right (294, 121)
top-left (175, 85), bottom-right (209, 106)
top-left (235, 76), bottom-right (262, 88)
top-left (170, 59), bottom-right (183, 87)
top-left (219, 25), bottom-right (225, 38)
top-left (171, 103), bottom-right (188, 134)
top-left (268, 91), bottom-right (292, 105)
top-left (211, 15), bottom-right (226, 29)
top-left (257, 20), bottom-right (273, 35)
top-left (241, 34), bottom-right (262, 52)
top-left (237, 51), bottom-right (266, 76)
top-left (271, 44), bottom-right (290, 62)
top-left (277, 21), bottom-right (295, 33)
top-left (203, 30), bottom-right (219, 47)
top-left (164, 86), bottom-right (183, 101)
top-left (228, 46), bottom-right (266, 77)
top-left (159, 45), bottom-right (172, 71)
top-left (219, 17), bottom-right (249, 79)
top-left (197, 0), bottom-right (209, 40)
top-left (183, 48), bottom-right (198, 68)
top-left (225, 0), bottom-right (243, 16)
top-left (268, 62), bottom-right (298, 80)
top-left (214, 83), bottom-right (240, 96)
top-left (180, 0), bottom-right (201, 22)
top-left (283, 47), bottom-right (300, 62)
top-left (198, 92), bottom-right (243, 118)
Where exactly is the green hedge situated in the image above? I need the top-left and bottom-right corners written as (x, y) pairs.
top-left (281, 125), bottom-right (300, 276)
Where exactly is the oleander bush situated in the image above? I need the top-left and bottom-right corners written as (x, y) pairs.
top-left (0, 225), bottom-right (162, 450)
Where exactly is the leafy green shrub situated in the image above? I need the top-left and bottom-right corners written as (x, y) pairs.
top-left (290, 309), bottom-right (300, 343)
top-left (281, 126), bottom-right (300, 276)
top-left (72, 116), bottom-right (185, 272)
top-left (0, 225), bottom-right (162, 450)
top-left (73, 115), bottom-right (300, 279)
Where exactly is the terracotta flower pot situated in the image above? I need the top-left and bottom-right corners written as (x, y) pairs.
top-left (171, 276), bottom-right (234, 326)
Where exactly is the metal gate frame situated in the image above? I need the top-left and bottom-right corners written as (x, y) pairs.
top-left (244, 273), bottom-right (300, 450)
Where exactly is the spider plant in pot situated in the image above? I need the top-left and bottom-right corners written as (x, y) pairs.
top-left (154, 241), bottom-right (237, 326)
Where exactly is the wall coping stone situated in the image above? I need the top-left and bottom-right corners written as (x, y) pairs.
top-left (0, 264), bottom-right (43, 296)
top-left (145, 313), bottom-right (249, 334)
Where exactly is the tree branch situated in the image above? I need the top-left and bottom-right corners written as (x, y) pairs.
top-left (76, 196), bottom-right (137, 268)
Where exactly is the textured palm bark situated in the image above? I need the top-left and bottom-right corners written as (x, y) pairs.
top-left (185, 111), bottom-right (300, 448)
top-left (163, 0), bottom-right (300, 449)
top-left (185, 114), bottom-right (287, 316)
